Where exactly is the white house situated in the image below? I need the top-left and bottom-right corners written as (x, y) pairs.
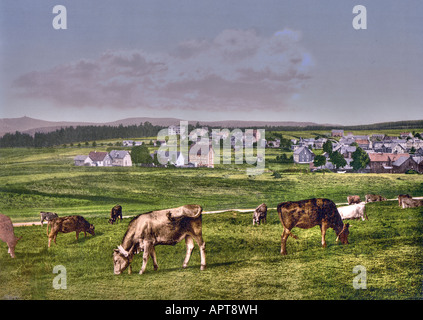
top-left (89, 151), bottom-right (112, 166)
top-left (160, 150), bottom-right (186, 167)
top-left (123, 140), bottom-right (143, 147)
top-left (293, 146), bottom-right (315, 164)
top-left (109, 150), bottom-right (132, 167)
top-left (189, 143), bottom-right (215, 168)
top-left (74, 155), bottom-right (92, 166)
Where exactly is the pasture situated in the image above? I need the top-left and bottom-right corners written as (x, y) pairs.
top-left (0, 146), bottom-right (422, 300)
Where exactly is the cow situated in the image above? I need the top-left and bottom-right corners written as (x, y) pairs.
top-left (338, 203), bottom-right (368, 221)
top-left (277, 198), bottom-right (350, 255)
top-left (48, 215), bottom-right (95, 247)
top-left (40, 211), bottom-right (58, 226)
top-left (113, 204), bottom-right (206, 275)
top-left (109, 205), bottom-right (123, 224)
top-left (253, 203), bottom-right (267, 225)
top-left (401, 197), bottom-right (423, 208)
top-left (398, 194), bottom-right (412, 207)
top-left (0, 214), bottom-right (22, 258)
top-left (347, 195), bottom-right (361, 205)
top-left (365, 194), bottom-right (387, 203)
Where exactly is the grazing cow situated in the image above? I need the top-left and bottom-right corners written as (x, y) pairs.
top-left (0, 214), bottom-right (22, 258)
top-left (109, 205), bottom-right (123, 224)
top-left (253, 203), bottom-right (267, 225)
top-left (398, 194), bottom-right (412, 207)
top-left (113, 204), bottom-right (206, 275)
top-left (277, 198), bottom-right (350, 255)
top-left (365, 194), bottom-right (387, 203)
top-left (40, 211), bottom-right (58, 226)
top-left (48, 215), bottom-right (95, 247)
top-left (347, 195), bottom-right (361, 205)
top-left (401, 197), bottom-right (423, 208)
top-left (338, 203), bottom-right (368, 221)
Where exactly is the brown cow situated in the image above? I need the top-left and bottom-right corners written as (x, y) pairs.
top-left (0, 214), bottom-right (22, 258)
top-left (109, 205), bottom-right (123, 224)
top-left (277, 198), bottom-right (350, 255)
top-left (48, 215), bottom-right (95, 247)
top-left (398, 194), bottom-right (412, 207)
top-left (113, 204), bottom-right (206, 275)
top-left (347, 195), bottom-right (361, 205)
top-left (365, 194), bottom-right (387, 203)
top-left (401, 197), bottom-right (423, 208)
top-left (253, 203), bottom-right (267, 225)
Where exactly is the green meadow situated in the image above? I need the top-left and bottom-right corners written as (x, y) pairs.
top-left (0, 146), bottom-right (422, 300)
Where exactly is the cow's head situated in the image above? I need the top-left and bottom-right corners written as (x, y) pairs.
top-left (113, 246), bottom-right (131, 275)
top-left (88, 224), bottom-right (95, 236)
top-left (8, 236), bottom-right (22, 258)
top-left (336, 223), bottom-right (350, 244)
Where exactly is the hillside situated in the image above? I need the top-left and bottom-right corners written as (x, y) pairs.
top-left (0, 116), bottom-right (331, 137)
top-left (1, 116), bottom-right (423, 138)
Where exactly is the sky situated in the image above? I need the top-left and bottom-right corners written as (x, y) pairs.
top-left (1, 0), bottom-right (422, 125)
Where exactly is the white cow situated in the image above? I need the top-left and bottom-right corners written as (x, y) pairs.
top-left (337, 203), bottom-right (368, 221)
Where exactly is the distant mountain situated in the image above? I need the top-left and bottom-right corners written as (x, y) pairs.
top-left (0, 116), bottom-right (181, 137)
top-left (0, 116), bottom-right (334, 137)
top-left (1, 116), bottom-right (422, 138)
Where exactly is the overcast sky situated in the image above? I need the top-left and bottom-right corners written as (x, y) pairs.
top-left (1, 0), bottom-right (422, 125)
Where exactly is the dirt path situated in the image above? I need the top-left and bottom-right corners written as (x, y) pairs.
top-left (12, 197), bottom-right (422, 227)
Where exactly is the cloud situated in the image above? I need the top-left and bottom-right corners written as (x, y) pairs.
top-left (13, 28), bottom-right (313, 112)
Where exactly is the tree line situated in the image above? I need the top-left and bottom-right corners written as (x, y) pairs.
top-left (0, 122), bottom-right (165, 148)
top-left (261, 120), bottom-right (423, 132)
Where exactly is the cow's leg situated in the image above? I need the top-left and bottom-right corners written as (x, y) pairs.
top-left (140, 242), bottom-right (151, 274)
top-left (150, 247), bottom-right (158, 271)
top-left (320, 223), bottom-right (328, 248)
top-left (192, 234), bottom-right (206, 270)
top-left (75, 232), bottom-right (79, 240)
top-left (183, 235), bottom-right (195, 269)
top-left (7, 244), bottom-right (15, 258)
top-left (48, 233), bottom-right (57, 247)
top-left (281, 228), bottom-right (290, 255)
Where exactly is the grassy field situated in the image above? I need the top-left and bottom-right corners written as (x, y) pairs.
top-left (0, 146), bottom-right (422, 300)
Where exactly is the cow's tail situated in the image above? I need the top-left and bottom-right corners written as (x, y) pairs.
top-left (277, 203), bottom-right (298, 240)
top-left (192, 205), bottom-right (203, 219)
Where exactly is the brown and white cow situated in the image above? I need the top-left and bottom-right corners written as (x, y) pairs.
top-left (277, 198), bottom-right (349, 255)
top-left (347, 195), bottom-right (361, 205)
top-left (253, 203), bottom-right (267, 225)
top-left (0, 214), bottom-right (22, 258)
top-left (113, 204), bottom-right (206, 275)
top-left (365, 194), bottom-right (387, 203)
top-left (401, 197), bottom-right (423, 208)
top-left (398, 194), bottom-right (412, 207)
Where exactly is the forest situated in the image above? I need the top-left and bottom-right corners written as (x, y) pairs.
top-left (0, 122), bottom-right (165, 148)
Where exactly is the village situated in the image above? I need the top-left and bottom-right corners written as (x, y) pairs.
top-left (73, 125), bottom-right (423, 174)
top-left (290, 129), bottom-right (423, 174)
